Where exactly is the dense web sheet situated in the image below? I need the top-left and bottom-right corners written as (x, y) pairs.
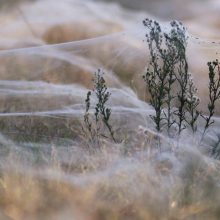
top-left (0, 1), bottom-right (220, 219)
top-left (0, 18), bottom-right (219, 141)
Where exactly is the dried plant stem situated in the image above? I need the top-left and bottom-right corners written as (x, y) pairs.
top-left (201, 60), bottom-right (220, 142)
top-left (82, 69), bottom-right (116, 149)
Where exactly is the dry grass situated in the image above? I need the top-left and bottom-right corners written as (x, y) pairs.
top-left (0, 1), bottom-right (220, 220)
top-left (0, 141), bottom-right (219, 220)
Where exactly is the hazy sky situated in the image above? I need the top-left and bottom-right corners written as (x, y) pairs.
top-left (94, 0), bottom-right (211, 20)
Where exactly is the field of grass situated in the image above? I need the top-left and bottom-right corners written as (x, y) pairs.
top-left (0, 0), bottom-right (220, 220)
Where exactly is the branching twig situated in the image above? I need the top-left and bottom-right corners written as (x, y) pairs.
top-left (82, 69), bottom-right (116, 149)
top-left (201, 60), bottom-right (220, 141)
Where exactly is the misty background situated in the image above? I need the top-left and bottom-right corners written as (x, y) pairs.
top-left (94, 0), bottom-right (213, 20)
top-left (0, 1), bottom-right (219, 220)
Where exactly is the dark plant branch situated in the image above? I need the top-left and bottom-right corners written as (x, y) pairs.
top-left (143, 19), bottom-right (197, 138)
top-left (201, 60), bottom-right (220, 141)
top-left (83, 69), bottom-right (116, 147)
top-left (93, 69), bottom-right (116, 142)
top-left (185, 77), bottom-right (200, 133)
